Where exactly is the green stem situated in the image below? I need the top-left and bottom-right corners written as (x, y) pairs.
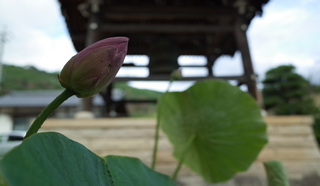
top-left (167, 80), bottom-right (173, 92)
top-left (151, 80), bottom-right (173, 170)
top-left (151, 113), bottom-right (161, 170)
top-left (24, 89), bottom-right (75, 140)
top-left (171, 134), bottom-right (196, 180)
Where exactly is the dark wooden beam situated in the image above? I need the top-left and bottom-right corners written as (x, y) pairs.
top-left (114, 75), bottom-right (246, 82)
top-left (233, 15), bottom-right (258, 100)
top-left (101, 24), bottom-right (233, 34)
top-left (122, 64), bottom-right (214, 67)
top-left (127, 45), bottom-right (210, 56)
top-left (102, 6), bottom-right (234, 20)
top-left (70, 32), bottom-right (235, 56)
top-left (103, 6), bottom-right (235, 15)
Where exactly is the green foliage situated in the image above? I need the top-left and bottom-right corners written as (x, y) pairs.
top-left (128, 105), bottom-right (158, 118)
top-left (262, 65), bottom-right (320, 146)
top-left (114, 82), bottom-right (162, 117)
top-left (158, 80), bottom-right (268, 183)
top-left (0, 65), bottom-right (61, 95)
top-left (262, 65), bottom-right (317, 115)
top-left (114, 82), bottom-right (162, 100)
top-left (264, 160), bottom-right (290, 186)
top-left (310, 85), bottom-right (320, 93)
top-left (0, 132), bottom-right (176, 186)
top-left (313, 116), bottom-right (320, 147)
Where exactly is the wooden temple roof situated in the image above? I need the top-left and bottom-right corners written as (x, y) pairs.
top-left (58, 0), bottom-right (269, 59)
top-left (57, 0), bottom-right (270, 111)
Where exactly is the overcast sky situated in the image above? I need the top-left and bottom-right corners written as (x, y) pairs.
top-left (0, 0), bottom-right (319, 92)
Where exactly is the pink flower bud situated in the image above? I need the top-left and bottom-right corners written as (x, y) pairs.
top-left (170, 69), bottom-right (182, 81)
top-left (58, 37), bottom-right (129, 98)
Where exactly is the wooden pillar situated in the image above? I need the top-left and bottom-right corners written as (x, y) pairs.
top-left (105, 83), bottom-right (113, 116)
top-left (233, 15), bottom-right (258, 100)
top-left (206, 55), bottom-right (217, 76)
top-left (81, 3), bottom-right (102, 112)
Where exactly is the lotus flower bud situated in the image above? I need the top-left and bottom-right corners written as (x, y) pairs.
top-left (170, 69), bottom-right (182, 81)
top-left (58, 37), bottom-right (129, 98)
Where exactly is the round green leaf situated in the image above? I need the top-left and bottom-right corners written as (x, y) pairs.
top-left (0, 132), bottom-right (113, 186)
top-left (105, 155), bottom-right (176, 186)
top-left (0, 132), bottom-right (177, 186)
top-left (158, 80), bottom-right (268, 183)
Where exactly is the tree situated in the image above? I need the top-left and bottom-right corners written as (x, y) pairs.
top-left (262, 65), bottom-right (317, 115)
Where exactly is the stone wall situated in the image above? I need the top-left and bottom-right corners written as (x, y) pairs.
top-left (40, 116), bottom-right (320, 186)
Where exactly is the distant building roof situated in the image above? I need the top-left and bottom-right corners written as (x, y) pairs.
top-left (0, 90), bottom-right (105, 108)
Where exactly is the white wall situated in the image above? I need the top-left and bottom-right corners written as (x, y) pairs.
top-left (0, 113), bottom-right (13, 133)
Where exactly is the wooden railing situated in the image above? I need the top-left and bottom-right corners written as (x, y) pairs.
top-left (40, 116), bottom-right (320, 185)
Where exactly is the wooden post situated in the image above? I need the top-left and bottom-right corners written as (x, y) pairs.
top-left (206, 55), bottom-right (217, 76)
top-left (81, 2), bottom-right (102, 112)
top-left (105, 83), bottom-right (113, 116)
top-left (233, 15), bottom-right (258, 100)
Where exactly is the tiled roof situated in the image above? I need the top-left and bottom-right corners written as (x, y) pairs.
top-left (0, 90), bottom-right (105, 108)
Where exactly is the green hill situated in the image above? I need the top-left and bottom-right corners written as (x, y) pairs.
top-left (0, 64), bottom-right (162, 101)
top-left (114, 82), bottom-right (162, 100)
top-left (0, 65), bottom-right (62, 95)
top-left (113, 82), bottom-right (162, 117)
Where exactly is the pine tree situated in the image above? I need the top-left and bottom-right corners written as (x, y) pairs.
top-left (262, 65), bottom-right (317, 115)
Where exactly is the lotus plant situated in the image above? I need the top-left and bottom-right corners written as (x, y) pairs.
top-left (1, 34), bottom-right (269, 185)
top-left (25, 37), bottom-right (129, 139)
